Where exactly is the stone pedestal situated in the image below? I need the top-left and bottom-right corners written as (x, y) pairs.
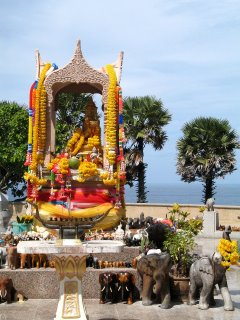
top-left (17, 240), bottom-right (124, 320)
top-left (202, 210), bottom-right (219, 236)
top-left (54, 255), bottom-right (87, 320)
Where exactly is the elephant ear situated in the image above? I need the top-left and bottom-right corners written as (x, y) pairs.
top-left (199, 257), bottom-right (213, 275)
top-left (137, 256), bottom-right (153, 276)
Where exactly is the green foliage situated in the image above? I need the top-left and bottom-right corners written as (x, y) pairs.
top-left (55, 93), bottom-right (91, 153)
top-left (164, 229), bottom-right (196, 277)
top-left (123, 96), bottom-right (171, 202)
top-left (0, 101), bottom-right (28, 196)
top-left (164, 203), bottom-right (203, 277)
top-left (176, 117), bottom-right (240, 203)
top-left (167, 203), bottom-right (203, 235)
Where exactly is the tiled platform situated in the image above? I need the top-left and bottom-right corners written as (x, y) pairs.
top-left (0, 238), bottom-right (239, 319)
top-left (0, 265), bottom-right (239, 320)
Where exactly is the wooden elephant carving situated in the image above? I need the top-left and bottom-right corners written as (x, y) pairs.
top-left (6, 247), bottom-right (19, 270)
top-left (0, 277), bottom-right (26, 303)
top-left (0, 277), bottom-right (15, 303)
top-left (99, 272), bottom-right (117, 304)
top-left (189, 252), bottom-right (234, 311)
top-left (20, 254), bottom-right (31, 269)
top-left (20, 253), bottom-right (48, 269)
top-left (116, 272), bottom-right (135, 304)
top-left (137, 253), bottom-right (172, 308)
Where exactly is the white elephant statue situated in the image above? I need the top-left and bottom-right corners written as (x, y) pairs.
top-left (189, 252), bottom-right (234, 311)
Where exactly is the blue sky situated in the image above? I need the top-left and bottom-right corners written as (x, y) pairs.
top-left (1, 0), bottom-right (240, 186)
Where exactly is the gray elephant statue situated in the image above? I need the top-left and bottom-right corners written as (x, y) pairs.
top-left (137, 252), bottom-right (171, 308)
top-left (189, 252), bottom-right (234, 311)
top-left (206, 198), bottom-right (215, 211)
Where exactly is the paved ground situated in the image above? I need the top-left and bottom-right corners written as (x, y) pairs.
top-left (0, 238), bottom-right (239, 320)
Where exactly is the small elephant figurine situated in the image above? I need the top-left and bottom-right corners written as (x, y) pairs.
top-left (116, 272), bottom-right (135, 304)
top-left (137, 252), bottom-right (172, 308)
top-left (20, 254), bottom-right (31, 269)
top-left (31, 254), bottom-right (40, 268)
top-left (7, 247), bottom-right (19, 270)
top-left (206, 198), bottom-right (215, 211)
top-left (189, 252), bottom-right (234, 311)
top-left (0, 277), bottom-right (15, 303)
top-left (39, 254), bottom-right (48, 268)
top-left (99, 272), bottom-right (117, 304)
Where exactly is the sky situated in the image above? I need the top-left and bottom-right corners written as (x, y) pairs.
top-left (0, 0), bottom-right (240, 187)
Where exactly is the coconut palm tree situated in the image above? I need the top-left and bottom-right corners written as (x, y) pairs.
top-left (176, 117), bottom-right (240, 203)
top-left (123, 96), bottom-right (171, 203)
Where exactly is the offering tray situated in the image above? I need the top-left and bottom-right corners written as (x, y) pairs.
top-left (32, 202), bottom-right (111, 240)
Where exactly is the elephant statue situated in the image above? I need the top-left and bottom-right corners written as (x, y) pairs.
top-left (7, 246), bottom-right (19, 269)
top-left (39, 254), bottom-right (48, 268)
top-left (116, 272), bottom-right (135, 304)
top-left (206, 198), bottom-right (215, 211)
top-left (31, 254), bottom-right (41, 268)
top-left (99, 272), bottom-right (117, 304)
top-left (189, 252), bottom-right (234, 311)
top-left (137, 252), bottom-right (172, 308)
top-left (0, 277), bottom-right (15, 303)
top-left (20, 254), bottom-right (31, 269)
top-left (0, 277), bottom-right (26, 303)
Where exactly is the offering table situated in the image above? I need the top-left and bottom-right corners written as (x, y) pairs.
top-left (17, 240), bottom-right (124, 320)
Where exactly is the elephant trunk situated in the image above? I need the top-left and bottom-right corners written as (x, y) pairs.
top-left (118, 284), bottom-right (129, 301)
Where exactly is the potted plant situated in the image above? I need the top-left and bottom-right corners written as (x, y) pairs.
top-left (163, 203), bottom-right (202, 302)
top-left (11, 215), bottom-right (34, 235)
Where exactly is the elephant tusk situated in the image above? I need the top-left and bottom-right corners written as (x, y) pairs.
top-left (101, 286), bottom-right (106, 292)
top-left (110, 287), bottom-right (112, 293)
top-left (118, 285), bottom-right (122, 291)
top-left (4, 290), bottom-right (7, 298)
top-left (126, 286), bottom-right (129, 292)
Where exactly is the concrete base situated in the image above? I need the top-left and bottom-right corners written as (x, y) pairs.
top-left (0, 246), bottom-right (140, 300)
top-left (202, 210), bottom-right (219, 236)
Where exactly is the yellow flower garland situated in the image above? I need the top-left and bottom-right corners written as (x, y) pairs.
top-left (30, 63), bottom-right (51, 171)
top-left (217, 239), bottom-right (239, 268)
top-left (77, 161), bottom-right (98, 182)
top-left (105, 64), bottom-right (117, 165)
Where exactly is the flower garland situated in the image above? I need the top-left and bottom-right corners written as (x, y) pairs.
top-left (24, 172), bottom-right (47, 186)
top-left (24, 81), bottom-right (37, 166)
top-left (47, 156), bottom-right (70, 175)
top-left (77, 161), bottom-right (98, 182)
top-left (30, 63), bottom-right (51, 171)
top-left (105, 64), bottom-right (117, 165)
top-left (217, 238), bottom-right (239, 269)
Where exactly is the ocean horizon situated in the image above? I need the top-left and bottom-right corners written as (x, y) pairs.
top-left (124, 183), bottom-right (240, 206)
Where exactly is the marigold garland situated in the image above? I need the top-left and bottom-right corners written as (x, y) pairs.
top-left (30, 63), bottom-right (51, 172)
top-left (105, 64), bottom-right (117, 165)
top-left (77, 161), bottom-right (98, 182)
top-left (217, 238), bottom-right (239, 269)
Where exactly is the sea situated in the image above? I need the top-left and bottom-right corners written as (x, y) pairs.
top-left (124, 183), bottom-right (240, 206)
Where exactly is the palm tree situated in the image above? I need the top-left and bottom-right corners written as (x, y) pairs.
top-left (176, 117), bottom-right (240, 203)
top-left (123, 96), bottom-right (171, 203)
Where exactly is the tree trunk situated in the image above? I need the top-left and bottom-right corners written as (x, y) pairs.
top-left (136, 138), bottom-right (148, 203)
top-left (202, 177), bottom-right (215, 204)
